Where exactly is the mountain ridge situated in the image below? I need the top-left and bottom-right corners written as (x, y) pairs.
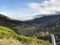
top-left (0, 14), bottom-right (60, 37)
top-left (26, 14), bottom-right (60, 25)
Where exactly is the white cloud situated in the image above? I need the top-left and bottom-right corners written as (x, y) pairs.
top-left (0, 0), bottom-right (60, 21)
top-left (0, 11), bottom-right (35, 21)
top-left (15, 14), bottom-right (35, 21)
top-left (0, 11), bottom-right (7, 15)
top-left (29, 0), bottom-right (60, 15)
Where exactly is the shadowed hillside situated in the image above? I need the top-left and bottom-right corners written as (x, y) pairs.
top-left (0, 14), bottom-right (38, 36)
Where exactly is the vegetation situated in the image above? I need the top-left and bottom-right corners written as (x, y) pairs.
top-left (0, 38), bottom-right (23, 45)
top-left (33, 18), bottom-right (60, 41)
top-left (0, 26), bottom-right (51, 45)
top-left (0, 26), bottom-right (18, 38)
top-left (0, 14), bottom-right (60, 43)
top-left (0, 14), bottom-right (38, 36)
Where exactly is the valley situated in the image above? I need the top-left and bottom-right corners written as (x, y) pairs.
top-left (0, 14), bottom-right (60, 45)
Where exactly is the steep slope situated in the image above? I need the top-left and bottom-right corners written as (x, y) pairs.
top-left (33, 18), bottom-right (60, 40)
top-left (0, 26), bottom-right (51, 45)
top-left (24, 14), bottom-right (60, 40)
top-left (0, 14), bottom-right (60, 37)
top-left (0, 26), bottom-right (18, 38)
top-left (0, 14), bottom-right (38, 36)
top-left (0, 14), bottom-right (60, 42)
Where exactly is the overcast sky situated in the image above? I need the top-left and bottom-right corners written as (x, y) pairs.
top-left (0, 0), bottom-right (60, 21)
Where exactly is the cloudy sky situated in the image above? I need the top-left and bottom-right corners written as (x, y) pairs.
top-left (0, 0), bottom-right (60, 21)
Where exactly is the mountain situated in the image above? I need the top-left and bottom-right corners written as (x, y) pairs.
top-left (0, 14), bottom-right (39, 36)
top-left (26, 14), bottom-right (60, 25)
top-left (0, 14), bottom-right (60, 37)
top-left (29, 15), bottom-right (60, 40)
top-left (0, 14), bottom-right (60, 35)
top-left (0, 14), bottom-right (51, 45)
top-left (1, 14), bottom-right (60, 44)
top-left (24, 14), bottom-right (60, 40)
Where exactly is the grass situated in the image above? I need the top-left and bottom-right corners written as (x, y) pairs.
top-left (0, 38), bottom-right (51, 45)
top-left (0, 26), bottom-right (17, 38)
top-left (0, 38), bottom-right (23, 45)
top-left (0, 26), bottom-right (52, 45)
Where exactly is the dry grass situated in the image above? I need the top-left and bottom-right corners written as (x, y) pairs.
top-left (0, 37), bottom-right (38, 45)
top-left (0, 37), bottom-right (51, 45)
top-left (0, 38), bottom-right (23, 45)
top-left (0, 38), bottom-right (38, 45)
top-left (0, 38), bottom-right (39, 45)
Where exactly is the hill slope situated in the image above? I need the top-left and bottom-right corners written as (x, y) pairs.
top-left (32, 16), bottom-right (60, 40)
top-left (0, 26), bottom-right (51, 45)
top-left (0, 14), bottom-right (60, 42)
top-left (0, 14), bottom-right (38, 36)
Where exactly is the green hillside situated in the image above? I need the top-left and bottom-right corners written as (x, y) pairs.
top-left (0, 26), bottom-right (51, 45)
top-left (0, 26), bottom-right (18, 38)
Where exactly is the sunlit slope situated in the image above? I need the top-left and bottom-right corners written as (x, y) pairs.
top-left (0, 26), bottom-right (51, 45)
